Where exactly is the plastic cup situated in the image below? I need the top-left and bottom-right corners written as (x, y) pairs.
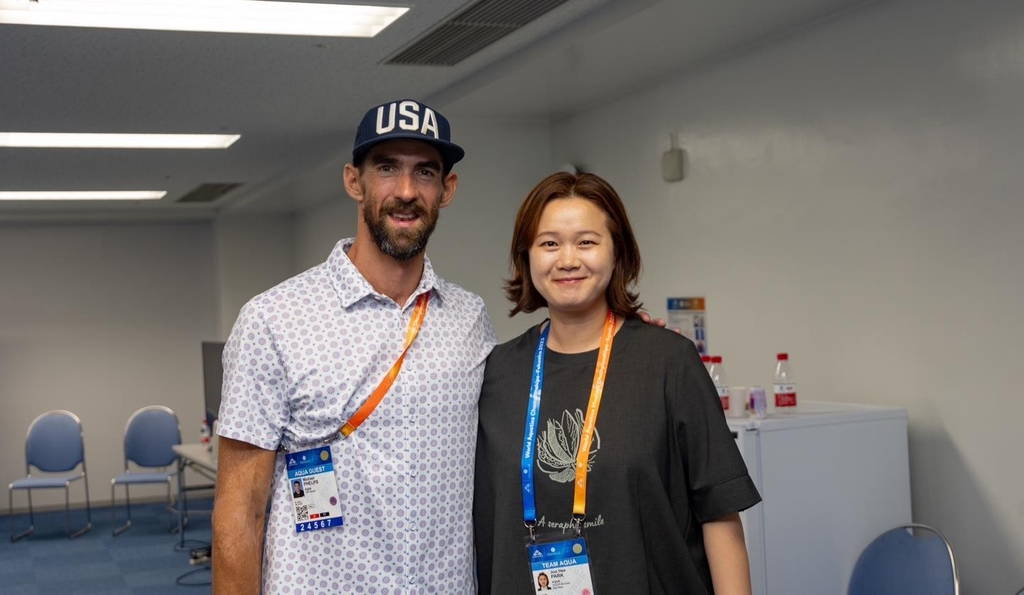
top-left (749, 386), bottom-right (768, 418)
top-left (729, 387), bottom-right (749, 418)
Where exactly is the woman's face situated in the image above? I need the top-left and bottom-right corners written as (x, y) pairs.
top-left (529, 197), bottom-right (614, 318)
top-left (538, 573), bottom-right (549, 587)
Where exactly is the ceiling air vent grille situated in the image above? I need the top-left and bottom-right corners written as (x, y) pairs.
top-left (385, 0), bottom-right (570, 66)
top-left (176, 183), bottom-right (243, 204)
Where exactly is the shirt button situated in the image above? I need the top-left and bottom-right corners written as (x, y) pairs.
top-left (408, 577), bottom-right (415, 584)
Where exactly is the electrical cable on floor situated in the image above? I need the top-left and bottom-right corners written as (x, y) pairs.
top-left (172, 488), bottom-right (214, 584)
top-left (173, 538), bottom-right (210, 551)
top-left (172, 492), bottom-right (214, 552)
top-left (176, 564), bottom-right (211, 587)
top-left (176, 543), bottom-right (212, 586)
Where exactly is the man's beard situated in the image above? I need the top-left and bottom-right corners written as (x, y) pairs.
top-left (363, 198), bottom-right (440, 261)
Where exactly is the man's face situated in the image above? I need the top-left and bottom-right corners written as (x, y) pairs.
top-left (355, 139), bottom-right (453, 261)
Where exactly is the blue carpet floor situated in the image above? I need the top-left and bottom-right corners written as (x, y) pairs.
top-left (0, 499), bottom-right (212, 595)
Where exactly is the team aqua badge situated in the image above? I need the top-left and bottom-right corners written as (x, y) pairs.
top-left (526, 535), bottom-right (596, 593)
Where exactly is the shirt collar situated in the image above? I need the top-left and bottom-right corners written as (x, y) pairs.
top-left (327, 238), bottom-right (445, 309)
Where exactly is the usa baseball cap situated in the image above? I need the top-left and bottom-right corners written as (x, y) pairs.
top-left (352, 99), bottom-right (465, 171)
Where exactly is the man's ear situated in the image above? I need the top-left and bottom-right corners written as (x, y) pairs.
top-left (439, 171), bottom-right (459, 209)
top-left (343, 163), bottom-right (364, 203)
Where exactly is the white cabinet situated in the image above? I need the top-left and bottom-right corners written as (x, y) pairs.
top-left (728, 401), bottom-right (912, 595)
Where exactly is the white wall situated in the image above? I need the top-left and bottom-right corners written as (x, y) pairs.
top-left (550, 0), bottom-right (1024, 590)
top-left (0, 223), bottom-right (219, 512)
top-left (294, 197), bottom-right (355, 273)
top-left (215, 214), bottom-right (296, 338)
top-left (423, 117), bottom-right (553, 340)
top-left (292, 117), bottom-right (554, 341)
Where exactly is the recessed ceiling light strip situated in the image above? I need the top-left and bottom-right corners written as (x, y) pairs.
top-left (0, 191), bottom-right (167, 201)
top-left (0, 132), bottom-right (240, 149)
top-left (0, 0), bottom-right (408, 37)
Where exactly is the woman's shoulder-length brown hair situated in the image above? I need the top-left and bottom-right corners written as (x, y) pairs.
top-left (504, 171), bottom-right (642, 318)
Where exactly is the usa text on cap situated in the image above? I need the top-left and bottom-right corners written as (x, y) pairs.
top-left (352, 99), bottom-right (465, 170)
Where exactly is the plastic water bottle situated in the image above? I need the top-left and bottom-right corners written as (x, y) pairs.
top-left (710, 356), bottom-right (730, 413)
top-left (200, 417), bottom-right (212, 456)
top-left (773, 353), bottom-right (798, 411)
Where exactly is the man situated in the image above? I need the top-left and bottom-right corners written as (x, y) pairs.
top-left (212, 99), bottom-right (496, 594)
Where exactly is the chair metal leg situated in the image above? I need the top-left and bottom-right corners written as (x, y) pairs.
top-left (68, 477), bottom-right (92, 539)
top-left (84, 472), bottom-right (92, 524)
top-left (10, 488), bottom-right (35, 542)
top-left (112, 482), bottom-right (132, 536)
top-left (176, 461), bottom-right (186, 541)
top-left (69, 524), bottom-right (92, 539)
top-left (181, 464), bottom-right (189, 527)
top-left (64, 483), bottom-right (72, 537)
top-left (165, 478), bottom-right (175, 533)
top-left (173, 460), bottom-right (197, 550)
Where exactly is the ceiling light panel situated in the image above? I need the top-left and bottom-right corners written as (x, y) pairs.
top-left (0, 0), bottom-right (409, 37)
top-left (0, 191), bottom-right (168, 201)
top-left (0, 133), bottom-right (240, 149)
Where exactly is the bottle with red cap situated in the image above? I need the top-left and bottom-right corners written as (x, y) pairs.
top-left (200, 417), bottom-right (212, 456)
top-left (701, 354), bottom-right (712, 376)
top-left (710, 356), bottom-right (730, 413)
top-left (773, 353), bottom-right (798, 411)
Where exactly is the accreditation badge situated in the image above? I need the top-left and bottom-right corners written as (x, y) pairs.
top-left (525, 532), bottom-right (597, 594)
top-left (286, 446), bottom-right (344, 532)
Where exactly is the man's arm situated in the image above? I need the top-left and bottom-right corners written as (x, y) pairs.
top-left (212, 436), bottom-right (277, 595)
top-left (703, 512), bottom-right (752, 595)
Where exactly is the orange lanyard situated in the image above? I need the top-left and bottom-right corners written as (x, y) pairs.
top-left (522, 310), bottom-right (617, 536)
top-left (572, 310), bottom-right (616, 521)
top-left (338, 292), bottom-right (429, 438)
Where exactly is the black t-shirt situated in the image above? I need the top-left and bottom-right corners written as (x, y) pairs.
top-left (474, 318), bottom-right (761, 594)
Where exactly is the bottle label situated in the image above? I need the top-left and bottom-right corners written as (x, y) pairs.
top-left (773, 383), bottom-right (797, 407)
top-left (717, 386), bottom-right (730, 410)
top-left (750, 387), bottom-right (768, 418)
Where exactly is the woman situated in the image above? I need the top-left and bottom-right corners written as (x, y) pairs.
top-left (537, 571), bottom-right (551, 591)
top-left (474, 172), bottom-right (761, 594)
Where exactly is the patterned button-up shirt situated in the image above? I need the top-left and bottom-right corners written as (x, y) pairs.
top-left (218, 238), bottom-right (497, 594)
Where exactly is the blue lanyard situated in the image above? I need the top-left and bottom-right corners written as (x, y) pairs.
top-left (520, 311), bottom-right (617, 539)
top-left (521, 322), bottom-right (550, 526)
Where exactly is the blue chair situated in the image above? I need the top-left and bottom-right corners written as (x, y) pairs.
top-left (111, 406), bottom-right (182, 536)
top-left (848, 523), bottom-right (959, 595)
top-left (8, 410), bottom-right (93, 541)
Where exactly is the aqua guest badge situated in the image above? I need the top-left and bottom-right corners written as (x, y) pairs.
top-left (286, 446), bottom-right (344, 532)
